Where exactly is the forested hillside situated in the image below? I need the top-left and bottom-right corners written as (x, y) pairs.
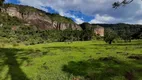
top-left (94, 23), bottom-right (142, 39)
top-left (0, 4), bottom-right (142, 46)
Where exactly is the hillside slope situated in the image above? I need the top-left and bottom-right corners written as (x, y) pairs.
top-left (0, 4), bottom-right (141, 46)
top-left (1, 4), bottom-right (81, 30)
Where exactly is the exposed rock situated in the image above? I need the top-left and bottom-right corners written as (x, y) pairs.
top-left (52, 21), bottom-right (81, 30)
top-left (0, 24), bottom-right (3, 27)
top-left (2, 6), bottom-right (81, 30)
top-left (80, 23), bottom-right (104, 36)
top-left (2, 4), bottom-right (106, 34)
top-left (5, 7), bottom-right (22, 19)
top-left (94, 25), bottom-right (104, 36)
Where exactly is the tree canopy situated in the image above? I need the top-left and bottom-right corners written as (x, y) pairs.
top-left (104, 28), bottom-right (117, 44)
top-left (0, 0), bottom-right (4, 6)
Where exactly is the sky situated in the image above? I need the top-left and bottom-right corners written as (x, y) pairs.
top-left (4, 0), bottom-right (142, 24)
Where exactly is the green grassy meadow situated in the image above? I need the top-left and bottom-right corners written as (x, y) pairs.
top-left (0, 40), bottom-right (142, 80)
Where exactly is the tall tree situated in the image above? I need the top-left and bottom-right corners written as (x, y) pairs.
top-left (104, 28), bottom-right (117, 44)
top-left (0, 0), bottom-right (4, 6)
top-left (121, 27), bottom-right (132, 42)
top-left (0, 0), bottom-right (4, 11)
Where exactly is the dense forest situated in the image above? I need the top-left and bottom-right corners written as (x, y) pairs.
top-left (94, 23), bottom-right (142, 39)
top-left (0, 18), bottom-right (142, 46)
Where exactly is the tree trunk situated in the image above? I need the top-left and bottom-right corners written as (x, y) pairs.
top-left (129, 39), bottom-right (131, 42)
top-left (109, 40), bottom-right (112, 44)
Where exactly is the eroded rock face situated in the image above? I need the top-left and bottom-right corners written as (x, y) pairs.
top-left (2, 6), bottom-right (81, 30)
top-left (94, 25), bottom-right (104, 36)
top-left (2, 6), bottom-right (105, 34)
top-left (5, 7), bottom-right (22, 19)
top-left (52, 21), bottom-right (81, 30)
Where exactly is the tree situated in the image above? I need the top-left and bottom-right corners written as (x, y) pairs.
top-left (139, 33), bottom-right (142, 39)
top-left (0, 0), bottom-right (4, 11)
top-left (0, 0), bottom-right (4, 6)
top-left (113, 0), bottom-right (136, 8)
top-left (104, 28), bottom-right (117, 44)
top-left (119, 26), bottom-right (132, 42)
top-left (80, 23), bottom-right (94, 41)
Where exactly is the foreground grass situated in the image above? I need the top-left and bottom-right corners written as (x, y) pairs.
top-left (0, 40), bottom-right (142, 80)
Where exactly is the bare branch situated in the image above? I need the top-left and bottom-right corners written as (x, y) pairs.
top-left (113, 0), bottom-right (134, 8)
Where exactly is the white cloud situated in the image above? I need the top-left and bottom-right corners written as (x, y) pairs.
top-left (75, 18), bottom-right (84, 24)
top-left (58, 11), bottom-right (85, 24)
top-left (89, 14), bottom-right (115, 24)
top-left (17, 0), bottom-right (142, 24)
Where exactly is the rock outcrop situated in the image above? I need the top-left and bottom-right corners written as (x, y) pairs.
top-left (80, 23), bottom-right (104, 37)
top-left (2, 5), bottom-right (81, 30)
top-left (52, 21), bottom-right (81, 30)
top-left (94, 25), bottom-right (104, 36)
top-left (1, 4), bottom-right (105, 36)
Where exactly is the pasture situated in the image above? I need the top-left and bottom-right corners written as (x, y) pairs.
top-left (0, 40), bottom-right (142, 80)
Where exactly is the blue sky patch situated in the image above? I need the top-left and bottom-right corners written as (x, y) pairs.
top-left (42, 6), bottom-right (58, 14)
top-left (5, 0), bottom-right (20, 4)
top-left (66, 10), bottom-right (94, 22)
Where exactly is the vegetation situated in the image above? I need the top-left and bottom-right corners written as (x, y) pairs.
top-left (0, 4), bottom-right (141, 45)
top-left (104, 28), bottom-right (117, 44)
top-left (93, 23), bottom-right (142, 40)
top-left (0, 24), bottom-right (94, 45)
top-left (0, 0), bottom-right (4, 6)
top-left (0, 13), bottom-right (24, 25)
top-left (0, 0), bottom-right (4, 11)
top-left (0, 40), bottom-right (142, 80)
top-left (0, 15), bottom-right (94, 45)
top-left (0, 19), bottom-right (141, 45)
top-left (47, 13), bottom-right (74, 23)
top-left (0, 2), bottom-right (142, 80)
top-left (63, 57), bottom-right (141, 80)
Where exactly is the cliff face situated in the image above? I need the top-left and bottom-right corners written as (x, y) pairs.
top-left (1, 4), bottom-right (105, 36)
top-left (52, 21), bottom-right (81, 30)
top-left (80, 23), bottom-right (104, 37)
top-left (94, 25), bottom-right (104, 36)
top-left (2, 5), bottom-right (81, 30)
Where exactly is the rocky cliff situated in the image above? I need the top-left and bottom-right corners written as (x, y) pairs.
top-left (93, 25), bottom-right (104, 36)
top-left (1, 4), bottom-right (105, 36)
top-left (1, 4), bottom-right (81, 30)
top-left (80, 23), bottom-right (104, 37)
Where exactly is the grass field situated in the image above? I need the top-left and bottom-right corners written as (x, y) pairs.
top-left (0, 40), bottom-right (142, 80)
